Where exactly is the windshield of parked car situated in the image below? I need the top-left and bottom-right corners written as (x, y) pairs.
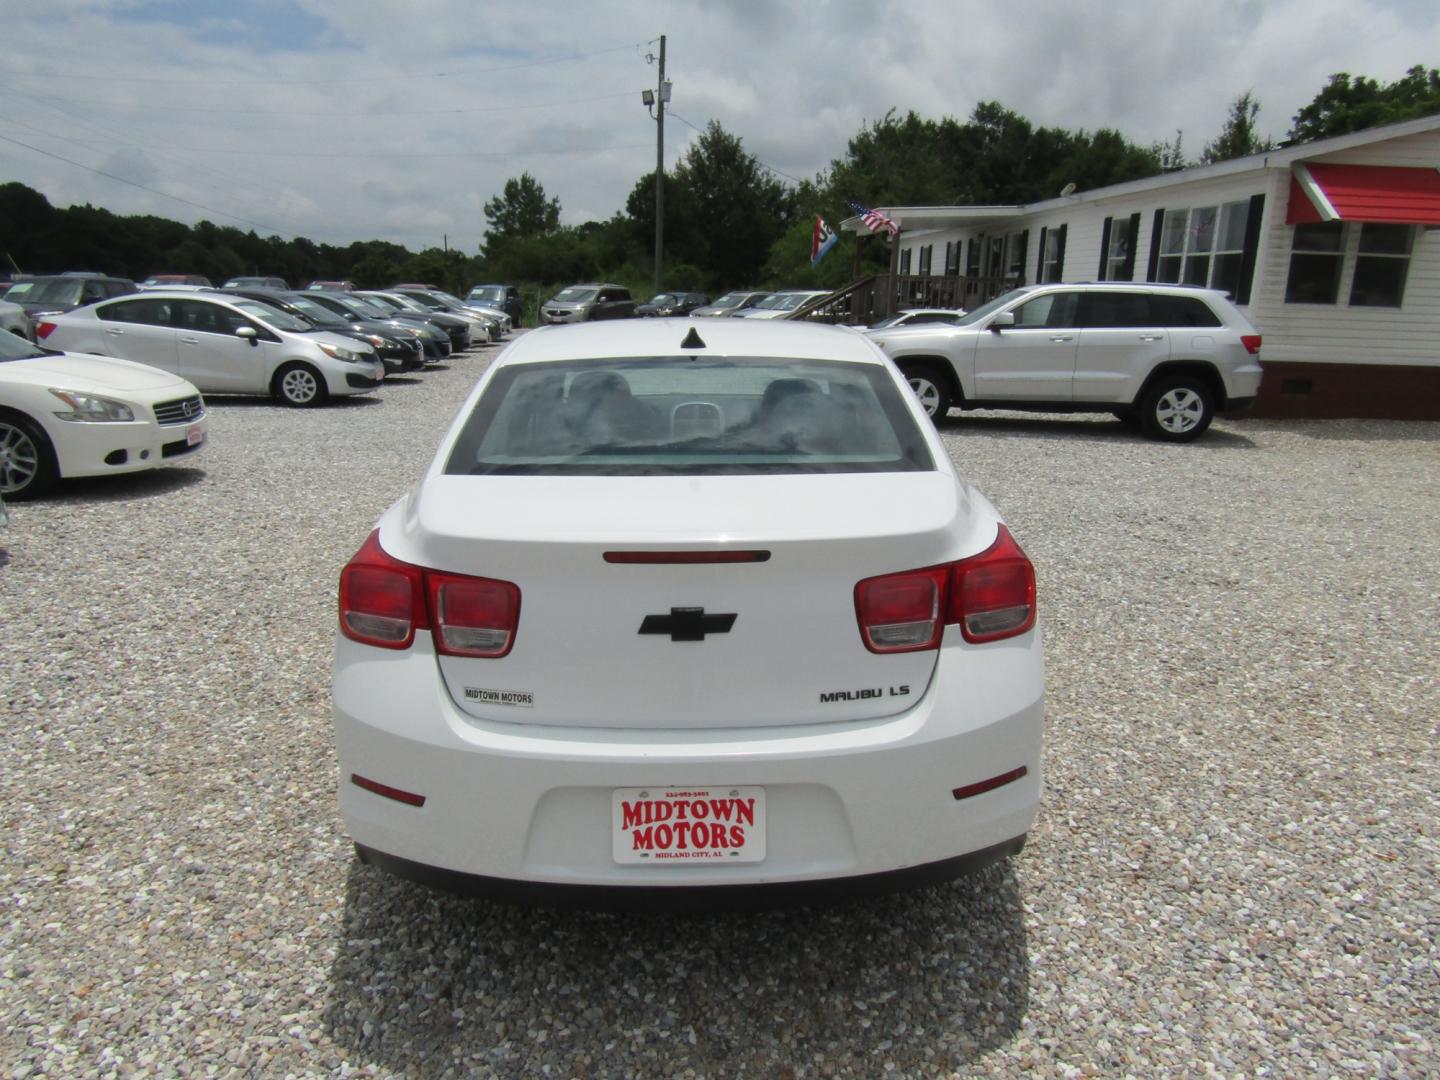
top-left (231, 299), bottom-right (309, 332)
top-left (553, 287), bottom-right (598, 304)
top-left (0, 328), bottom-right (47, 360)
top-left (710, 292), bottom-right (752, 309)
top-left (646, 294), bottom-right (680, 306)
top-left (470, 287), bottom-right (503, 303)
top-left (3, 279), bottom-right (84, 305)
top-left (445, 356), bottom-right (933, 476)
top-left (284, 295), bottom-right (345, 324)
top-left (384, 294), bottom-right (433, 313)
top-left (339, 296), bottom-right (392, 318)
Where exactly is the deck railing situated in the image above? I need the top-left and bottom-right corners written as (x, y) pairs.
top-left (787, 273), bottom-right (1021, 325)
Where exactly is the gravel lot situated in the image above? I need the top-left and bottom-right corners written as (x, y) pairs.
top-left (2, 342), bottom-right (1437, 1078)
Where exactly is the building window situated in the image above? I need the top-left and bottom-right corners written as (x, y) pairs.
top-left (1039, 226), bottom-right (1066, 283)
top-left (918, 244), bottom-right (933, 276)
top-left (900, 248), bottom-right (912, 275)
top-left (1156, 201), bottom-right (1250, 292)
top-left (945, 241), bottom-right (960, 275)
top-left (1284, 221), bottom-right (1344, 304)
top-left (1103, 218), bottom-right (1132, 280)
top-left (1007, 231), bottom-right (1028, 280)
top-left (1349, 224), bottom-right (1413, 307)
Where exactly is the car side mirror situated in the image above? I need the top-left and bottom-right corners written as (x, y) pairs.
top-left (236, 325), bottom-right (259, 346)
top-left (989, 311), bottom-right (1015, 332)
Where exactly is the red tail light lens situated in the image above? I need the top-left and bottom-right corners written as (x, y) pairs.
top-left (35, 321), bottom-right (57, 340)
top-left (428, 573), bottom-right (520, 657)
top-left (855, 568), bottom-right (946, 652)
top-left (855, 525), bottom-right (1036, 653)
top-left (950, 526), bottom-right (1036, 643)
top-left (339, 532), bottom-right (426, 649)
top-left (338, 531), bottom-right (519, 656)
top-left (1241, 334), bottom-right (1262, 355)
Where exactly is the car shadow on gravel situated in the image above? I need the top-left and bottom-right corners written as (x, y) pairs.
top-left (323, 859), bottom-right (1028, 1075)
top-left (199, 394), bottom-right (383, 409)
top-left (43, 465), bottom-right (207, 504)
top-left (934, 412), bottom-right (1258, 449)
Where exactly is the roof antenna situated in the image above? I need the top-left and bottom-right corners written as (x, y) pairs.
top-left (680, 326), bottom-right (706, 349)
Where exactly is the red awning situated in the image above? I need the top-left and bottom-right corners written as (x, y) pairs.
top-left (1287, 163), bottom-right (1440, 225)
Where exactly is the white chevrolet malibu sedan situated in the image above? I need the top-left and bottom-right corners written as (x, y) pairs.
top-left (332, 318), bottom-right (1043, 907)
top-left (0, 329), bottom-right (206, 499)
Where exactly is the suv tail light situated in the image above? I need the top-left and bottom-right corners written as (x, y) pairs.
top-left (1240, 334), bottom-right (1262, 355)
top-left (35, 321), bottom-right (57, 340)
top-left (855, 526), bottom-right (1036, 653)
top-left (339, 531), bottom-right (520, 657)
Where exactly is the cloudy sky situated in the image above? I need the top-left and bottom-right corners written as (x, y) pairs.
top-left (2, 0), bottom-right (1438, 253)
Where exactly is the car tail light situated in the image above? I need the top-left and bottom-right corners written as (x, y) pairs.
top-left (35, 321), bottom-right (57, 340)
top-left (427, 573), bottom-right (520, 657)
top-left (338, 530), bottom-right (520, 656)
top-left (855, 526), bottom-right (1036, 653)
top-left (855, 568), bottom-right (947, 652)
top-left (1240, 334), bottom-right (1262, 355)
top-left (339, 532), bottom-right (426, 649)
top-left (949, 525), bottom-right (1037, 643)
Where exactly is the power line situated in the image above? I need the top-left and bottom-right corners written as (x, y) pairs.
top-left (0, 130), bottom-right (287, 234)
top-left (0, 40), bottom-right (649, 87)
top-left (667, 110), bottom-right (807, 185)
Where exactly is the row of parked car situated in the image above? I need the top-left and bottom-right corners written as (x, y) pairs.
top-left (0, 280), bottom-right (507, 501)
top-left (536, 285), bottom-right (845, 325)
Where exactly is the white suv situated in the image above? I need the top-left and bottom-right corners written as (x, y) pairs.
top-left (866, 283), bottom-right (1263, 442)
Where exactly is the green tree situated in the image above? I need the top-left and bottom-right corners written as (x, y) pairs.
top-left (1289, 65), bottom-right (1440, 142)
top-left (481, 173), bottom-right (561, 261)
top-left (1201, 92), bottom-right (1273, 163)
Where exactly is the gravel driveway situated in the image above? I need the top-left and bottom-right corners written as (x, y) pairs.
top-left (2, 349), bottom-right (1436, 1078)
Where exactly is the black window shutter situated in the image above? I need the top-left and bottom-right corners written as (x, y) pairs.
top-left (1036, 227), bottom-right (1048, 282)
top-left (1237, 193), bottom-right (1266, 304)
top-left (1146, 209), bottom-right (1165, 281)
top-left (1055, 224), bottom-right (1068, 280)
top-left (1097, 217), bottom-right (1114, 279)
top-left (1016, 230), bottom-right (1029, 283)
top-left (1122, 212), bottom-right (1141, 280)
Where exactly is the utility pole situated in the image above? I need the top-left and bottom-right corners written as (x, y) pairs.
top-left (653, 35), bottom-right (666, 292)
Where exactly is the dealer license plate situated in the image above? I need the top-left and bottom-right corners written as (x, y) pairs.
top-left (186, 426), bottom-right (204, 446)
top-left (612, 786), bottom-right (766, 865)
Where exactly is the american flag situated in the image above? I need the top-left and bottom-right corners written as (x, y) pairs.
top-left (848, 200), bottom-right (898, 237)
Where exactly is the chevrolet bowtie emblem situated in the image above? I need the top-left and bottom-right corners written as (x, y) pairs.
top-left (638, 607), bottom-right (737, 642)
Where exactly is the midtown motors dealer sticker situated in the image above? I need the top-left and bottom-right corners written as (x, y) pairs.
top-left (612, 787), bottom-right (766, 864)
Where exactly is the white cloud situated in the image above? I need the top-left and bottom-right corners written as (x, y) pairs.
top-left (0, 0), bottom-right (1436, 251)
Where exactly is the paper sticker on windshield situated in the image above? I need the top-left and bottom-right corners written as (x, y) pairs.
top-left (463, 687), bottom-right (534, 708)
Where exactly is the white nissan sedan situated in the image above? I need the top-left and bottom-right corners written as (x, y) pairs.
top-left (332, 319), bottom-right (1043, 907)
top-left (0, 329), bottom-right (206, 499)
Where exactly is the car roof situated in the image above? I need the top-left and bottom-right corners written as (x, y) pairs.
top-left (500, 318), bottom-right (886, 367)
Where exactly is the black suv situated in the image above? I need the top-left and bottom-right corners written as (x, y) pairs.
top-left (467, 284), bottom-right (524, 323)
top-left (635, 291), bottom-right (710, 317)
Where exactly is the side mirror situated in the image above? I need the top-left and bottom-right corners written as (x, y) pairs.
top-left (236, 325), bottom-right (259, 346)
top-left (989, 311), bottom-right (1015, 332)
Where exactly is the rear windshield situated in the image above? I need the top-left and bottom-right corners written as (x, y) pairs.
top-left (4, 279), bottom-right (84, 305)
top-left (445, 357), bottom-right (933, 476)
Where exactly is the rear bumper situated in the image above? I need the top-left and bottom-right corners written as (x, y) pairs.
top-left (332, 627), bottom-right (1044, 899)
top-left (355, 835), bottom-right (1025, 911)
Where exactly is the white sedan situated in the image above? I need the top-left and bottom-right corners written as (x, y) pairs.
top-left (331, 318), bottom-right (1043, 906)
top-left (0, 329), bottom-right (206, 499)
top-left (36, 291), bottom-right (384, 406)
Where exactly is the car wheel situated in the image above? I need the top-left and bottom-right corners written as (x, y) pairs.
top-left (0, 410), bottom-right (58, 500)
top-left (273, 362), bottom-right (328, 407)
top-left (1139, 376), bottom-right (1214, 442)
top-left (901, 365), bottom-right (952, 419)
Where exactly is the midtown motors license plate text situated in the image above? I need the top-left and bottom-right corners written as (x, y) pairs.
top-left (612, 787), bottom-right (766, 864)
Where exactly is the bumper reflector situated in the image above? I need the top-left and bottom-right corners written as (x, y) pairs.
top-left (952, 766), bottom-right (1028, 801)
top-left (351, 773), bottom-right (426, 807)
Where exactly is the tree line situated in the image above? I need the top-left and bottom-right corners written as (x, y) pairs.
top-left (3, 66), bottom-right (1436, 305)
